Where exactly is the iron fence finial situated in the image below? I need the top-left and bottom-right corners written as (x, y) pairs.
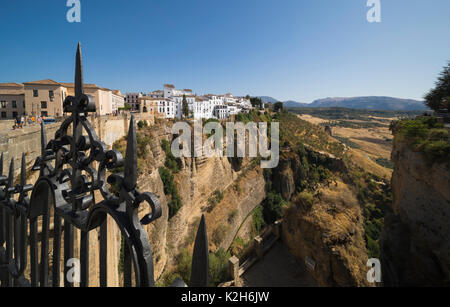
top-left (0, 43), bottom-right (210, 288)
top-left (75, 42), bottom-right (84, 97)
top-left (7, 158), bottom-right (14, 188)
top-left (123, 115), bottom-right (137, 191)
top-left (0, 152), bottom-right (3, 175)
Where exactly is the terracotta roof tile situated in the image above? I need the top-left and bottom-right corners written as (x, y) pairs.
top-left (23, 79), bottom-right (61, 85)
top-left (0, 82), bottom-right (24, 88)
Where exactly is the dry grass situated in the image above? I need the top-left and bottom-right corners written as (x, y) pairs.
top-left (297, 114), bottom-right (329, 125)
top-left (346, 148), bottom-right (391, 179)
top-left (299, 114), bottom-right (395, 176)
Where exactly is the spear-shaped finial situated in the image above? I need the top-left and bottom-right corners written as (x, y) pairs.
top-left (190, 215), bottom-right (209, 287)
top-left (41, 122), bottom-right (47, 157)
top-left (75, 42), bottom-right (84, 98)
top-left (20, 153), bottom-right (26, 186)
top-left (0, 152), bottom-right (3, 175)
top-left (123, 116), bottom-right (137, 191)
top-left (8, 158), bottom-right (14, 188)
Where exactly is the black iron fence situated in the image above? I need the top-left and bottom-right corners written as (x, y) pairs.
top-left (0, 44), bottom-right (209, 287)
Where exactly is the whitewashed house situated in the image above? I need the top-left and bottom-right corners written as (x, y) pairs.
top-left (214, 105), bottom-right (229, 120)
top-left (140, 84), bottom-right (252, 120)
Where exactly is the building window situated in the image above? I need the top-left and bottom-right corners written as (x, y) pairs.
top-left (1, 101), bottom-right (6, 108)
top-left (49, 90), bottom-right (54, 101)
top-left (41, 101), bottom-right (47, 109)
top-left (33, 90), bottom-right (38, 97)
top-left (12, 112), bottom-right (18, 118)
top-left (1, 112), bottom-right (6, 118)
top-left (12, 101), bottom-right (17, 108)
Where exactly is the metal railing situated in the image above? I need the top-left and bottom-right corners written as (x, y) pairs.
top-left (0, 44), bottom-right (209, 287)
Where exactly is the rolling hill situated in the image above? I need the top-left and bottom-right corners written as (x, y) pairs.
top-left (307, 97), bottom-right (427, 111)
top-left (257, 96), bottom-right (427, 111)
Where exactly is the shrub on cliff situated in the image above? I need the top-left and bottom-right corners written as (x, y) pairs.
top-left (252, 206), bottom-right (266, 236)
top-left (296, 191), bottom-right (314, 210)
top-left (161, 139), bottom-right (182, 173)
top-left (137, 132), bottom-right (152, 158)
top-left (159, 167), bottom-right (183, 218)
top-left (354, 172), bottom-right (391, 259)
top-left (262, 192), bottom-right (288, 224)
top-left (393, 117), bottom-right (449, 163)
top-left (423, 140), bottom-right (450, 162)
top-left (207, 190), bottom-right (224, 212)
top-left (212, 224), bottom-right (229, 246)
top-left (209, 248), bottom-right (231, 287)
top-left (137, 120), bottom-right (148, 130)
top-left (158, 248), bottom-right (230, 287)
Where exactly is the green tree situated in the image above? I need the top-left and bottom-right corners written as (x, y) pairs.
top-left (209, 248), bottom-right (231, 286)
top-left (263, 193), bottom-right (287, 224)
top-left (250, 97), bottom-right (263, 109)
top-left (158, 167), bottom-right (183, 218)
top-left (425, 62), bottom-right (450, 112)
top-left (274, 102), bottom-right (284, 112)
top-left (182, 94), bottom-right (189, 118)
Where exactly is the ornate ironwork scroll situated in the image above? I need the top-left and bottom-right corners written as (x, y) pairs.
top-left (0, 43), bottom-right (209, 287)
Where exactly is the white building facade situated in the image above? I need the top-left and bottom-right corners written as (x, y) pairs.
top-left (142, 84), bottom-right (252, 120)
top-left (112, 90), bottom-right (125, 113)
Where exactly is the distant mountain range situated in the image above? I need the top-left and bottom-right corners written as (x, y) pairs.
top-left (257, 96), bottom-right (428, 111)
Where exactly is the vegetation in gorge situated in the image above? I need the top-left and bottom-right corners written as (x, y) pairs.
top-left (264, 110), bottom-right (394, 259)
top-left (158, 248), bottom-right (231, 287)
top-left (254, 136), bottom-right (336, 234)
top-left (391, 116), bottom-right (450, 163)
top-left (262, 193), bottom-right (288, 224)
top-left (212, 224), bottom-right (229, 246)
top-left (161, 139), bottom-right (182, 173)
top-left (137, 120), bottom-right (148, 130)
top-left (251, 205), bottom-right (266, 236)
top-left (276, 111), bottom-right (345, 157)
top-left (374, 157), bottom-right (394, 169)
top-left (333, 135), bottom-right (362, 149)
top-left (112, 128), bottom-right (154, 175)
top-left (348, 165), bottom-right (392, 258)
top-left (159, 167), bottom-right (182, 219)
top-left (207, 189), bottom-right (224, 212)
top-left (113, 127), bottom-right (185, 219)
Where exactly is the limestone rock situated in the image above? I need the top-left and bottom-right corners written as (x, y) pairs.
top-left (382, 139), bottom-right (450, 286)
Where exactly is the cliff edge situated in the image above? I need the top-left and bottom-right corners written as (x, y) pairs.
top-left (382, 122), bottom-right (450, 286)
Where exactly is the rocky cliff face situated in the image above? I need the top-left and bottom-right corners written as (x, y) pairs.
top-left (382, 139), bottom-right (450, 286)
top-left (280, 182), bottom-right (370, 287)
top-left (136, 119), bottom-right (372, 286)
top-left (271, 147), bottom-right (371, 286)
top-left (132, 122), bottom-right (266, 280)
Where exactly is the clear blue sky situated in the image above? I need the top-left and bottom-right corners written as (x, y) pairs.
top-left (1, 0), bottom-right (449, 102)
